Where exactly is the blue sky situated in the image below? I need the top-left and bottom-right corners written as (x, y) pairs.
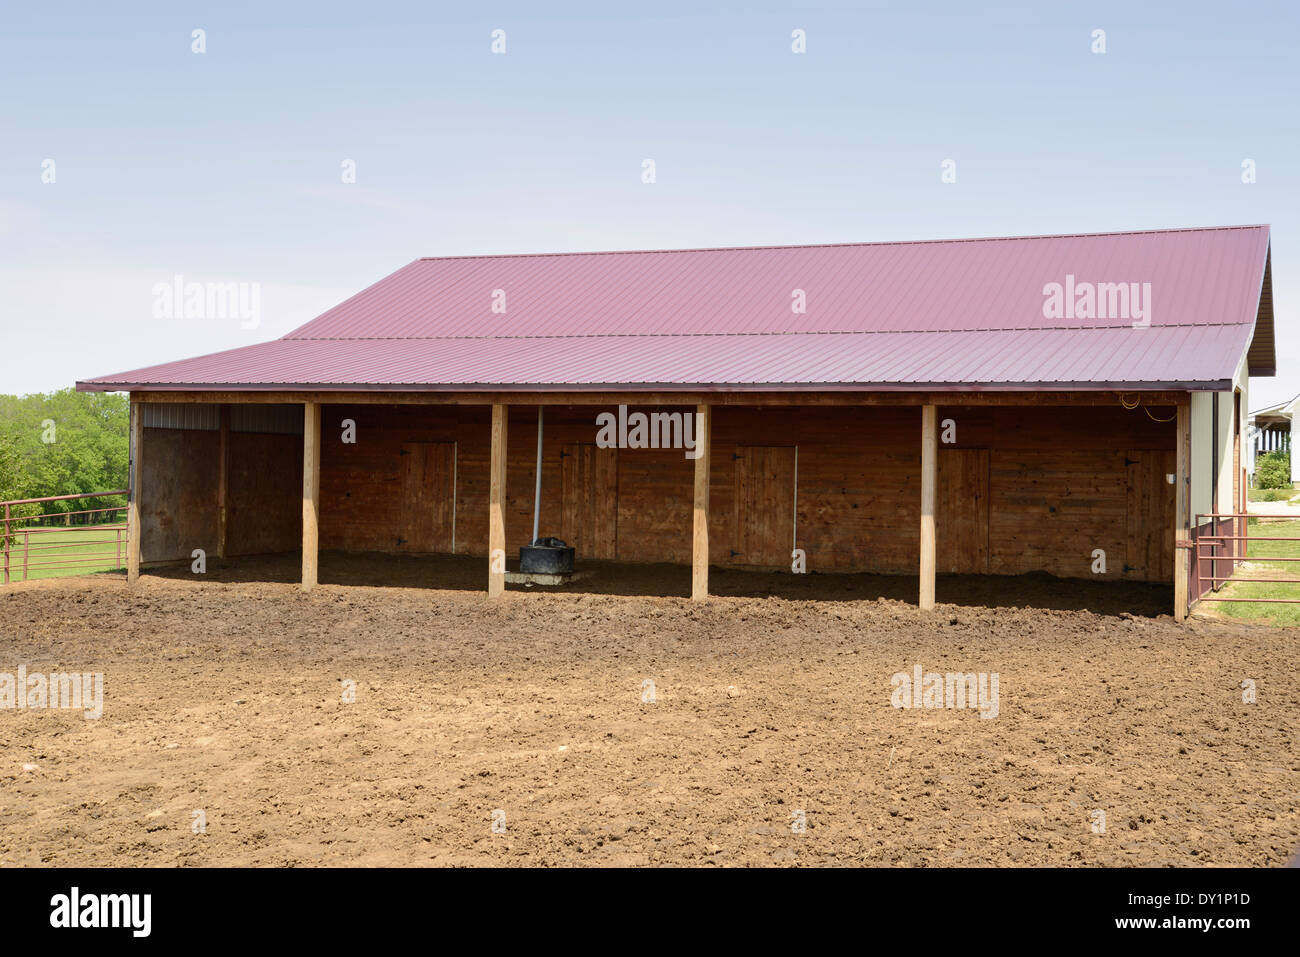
top-left (2, 1), bottom-right (1296, 404)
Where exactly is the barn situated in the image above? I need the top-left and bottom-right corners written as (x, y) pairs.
top-left (76, 225), bottom-right (1276, 620)
top-left (1247, 393), bottom-right (1295, 484)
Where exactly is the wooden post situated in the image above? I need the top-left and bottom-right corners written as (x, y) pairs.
top-left (691, 403), bottom-right (711, 601)
top-left (1174, 400), bottom-right (1191, 621)
top-left (217, 404), bottom-right (230, 559)
top-left (1232, 392), bottom-right (1241, 566)
top-left (919, 404), bottom-right (937, 610)
top-left (127, 398), bottom-right (142, 584)
top-left (302, 401), bottom-right (321, 592)
top-left (488, 403), bottom-right (508, 598)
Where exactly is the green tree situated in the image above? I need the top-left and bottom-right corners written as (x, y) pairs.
top-left (0, 389), bottom-right (129, 520)
top-left (0, 433), bottom-right (20, 501)
top-left (1255, 449), bottom-right (1291, 490)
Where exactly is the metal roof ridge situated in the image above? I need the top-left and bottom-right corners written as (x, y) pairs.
top-left (411, 224), bottom-right (1271, 262)
top-left (282, 321), bottom-right (1255, 342)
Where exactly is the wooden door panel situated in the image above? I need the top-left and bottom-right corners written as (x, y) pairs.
top-left (937, 448), bottom-right (990, 573)
top-left (400, 442), bottom-right (455, 552)
top-left (1126, 449), bottom-right (1176, 581)
top-left (734, 446), bottom-right (795, 567)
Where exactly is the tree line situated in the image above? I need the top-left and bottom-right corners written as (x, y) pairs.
top-left (0, 389), bottom-right (129, 524)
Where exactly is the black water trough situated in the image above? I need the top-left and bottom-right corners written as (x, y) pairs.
top-left (519, 537), bottom-right (575, 575)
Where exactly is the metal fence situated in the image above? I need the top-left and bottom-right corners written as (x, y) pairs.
top-left (1194, 511), bottom-right (1300, 604)
top-left (1, 490), bottom-right (128, 584)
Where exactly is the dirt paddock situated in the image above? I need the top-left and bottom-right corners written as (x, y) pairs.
top-left (2, 553), bottom-right (1297, 867)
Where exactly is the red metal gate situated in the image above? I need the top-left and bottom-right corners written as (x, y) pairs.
top-left (1193, 511), bottom-right (1300, 604)
top-left (1, 490), bottom-right (128, 584)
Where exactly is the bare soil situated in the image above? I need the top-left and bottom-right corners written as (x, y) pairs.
top-left (2, 554), bottom-right (1297, 867)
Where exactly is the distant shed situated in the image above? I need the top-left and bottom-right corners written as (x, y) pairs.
top-left (1247, 393), bottom-right (1295, 483)
top-left (77, 225), bottom-right (1277, 618)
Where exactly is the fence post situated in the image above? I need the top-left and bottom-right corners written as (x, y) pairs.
top-left (1239, 468), bottom-right (1247, 569)
top-left (22, 530), bottom-right (28, 581)
top-left (3, 503), bottom-right (9, 585)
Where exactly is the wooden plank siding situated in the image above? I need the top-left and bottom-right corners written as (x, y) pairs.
top-left (399, 443), bottom-right (456, 552)
top-left (988, 451), bottom-right (1130, 578)
top-left (226, 431), bottom-right (301, 557)
top-left (139, 427), bottom-right (219, 563)
top-left (937, 448), bottom-right (990, 574)
top-left (560, 444), bottom-right (618, 559)
top-left (137, 398), bottom-right (1179, 584)
top-left (733, 446), bottom-right (796, 567)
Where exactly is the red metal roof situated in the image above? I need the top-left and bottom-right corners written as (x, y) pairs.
top-left (79, 225), bottom-right (1274, 393)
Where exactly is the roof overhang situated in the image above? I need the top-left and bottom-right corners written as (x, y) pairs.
top-left (77, 380), bottom-right (1227, 394)
top-left (1246, 245), bottom-right (1276, 376)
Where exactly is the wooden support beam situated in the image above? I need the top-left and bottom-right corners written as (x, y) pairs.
top-left (919, 404), bottom-right (937, 610)
top-left (488, 403), bottom-right (508, 598)
top-left (301, 401), bottom-right (321, 592)
top-left (1174, 400), bottom-right (1191, 621)
top-left (216, 404), bottom-right (230, 560)
top-left (1232, 391), bottom-right (1241, 567)
top-left (127, 397), bottom-right (143, 584)
top-left (692, 403), bottom-right (712, 601)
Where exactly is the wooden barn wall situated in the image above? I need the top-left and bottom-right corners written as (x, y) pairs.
top-left (140, 425), bottom-right (302, 562)
top-left (140, 427), bottom-right (219, 563)
top-left (318, 404), bottom-right (463, 552)
top-left (225, 432), bottom-right (302, 556)
top-left (303, 401), bottom-right (1174, 582)
top-left (941, 406), bottom-right (1175, 581)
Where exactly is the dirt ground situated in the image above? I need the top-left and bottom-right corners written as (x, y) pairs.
top-left (2, 553), bottom-right (1298, 867)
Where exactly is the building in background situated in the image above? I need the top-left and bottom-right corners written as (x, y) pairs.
top-left (1247, 394), bottom-right (1296, 485)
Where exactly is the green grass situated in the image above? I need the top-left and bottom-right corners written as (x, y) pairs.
top-left (1212, 518), bottom-right (1300, 625)
top-left (1247, 487), bottom-right (1299, 503)
top-left (3, 524), bottom-right (127, 582)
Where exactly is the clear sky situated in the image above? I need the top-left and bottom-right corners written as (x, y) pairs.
top-left (2, 1), bottom-right (1296, 405)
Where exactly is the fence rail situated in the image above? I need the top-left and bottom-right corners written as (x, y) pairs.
top-left (1194, 511), bottom-right (1300, 604)
top-left (2, 490), bottom-right (128, 585)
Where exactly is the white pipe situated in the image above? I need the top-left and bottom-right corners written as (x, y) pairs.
top-left (531, 406), bottom-right (544, 545)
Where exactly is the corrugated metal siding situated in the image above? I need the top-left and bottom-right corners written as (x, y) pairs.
top-left (79, 225), bottom-right (1272, 392)
top-left (231, 403), bottom-right (303, 434)
top-left (142, 402), bottom-right (219, 430)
